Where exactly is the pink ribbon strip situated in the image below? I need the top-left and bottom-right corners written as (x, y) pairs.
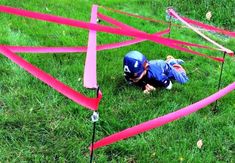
top-left (168, 8), bottom-right (234, 56)
top-left (181, 16), bottom-right (235, 38)
top-left (164, 42), bottom-right (224, 62)
top-left (0, 46), bottom-right (102, 111)
top-left (0, 5), bottom-right (224, 62)
top-left (90, 82), bottom-right (235, 150)
top-left (97, 12), bottom-right (224, 62)
top-left (98, 12), bottom-right (221, 51)
top-left (1, 28), bottom-right (169, 54)
top-left (100, 5), bottom-right (235, 38)
top-left (98, 13), bottom-right (142, 32)
top-left (4, 45), bottom-right (87, 53)
top-left (99, 5), bottom-right (175, 27)
top-left (84, 5), bottom-right (98, 89)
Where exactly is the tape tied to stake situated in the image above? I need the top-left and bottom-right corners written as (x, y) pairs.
top-left (0, 46), bottom-right (102, 111)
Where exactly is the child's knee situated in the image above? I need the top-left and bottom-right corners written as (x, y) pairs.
top-left (173, 64), bottom-right (186, 73)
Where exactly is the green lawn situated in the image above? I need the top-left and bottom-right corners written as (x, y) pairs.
top-left (0, 0), bottom-right (234, 162)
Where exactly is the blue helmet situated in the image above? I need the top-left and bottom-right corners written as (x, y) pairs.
top-left (123, 51), bottom-right (148, 78)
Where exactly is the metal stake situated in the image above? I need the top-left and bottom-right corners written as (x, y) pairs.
top-left (89, 87), bottom-right (100, 163)
top-left (213, 52), bottom-right (226, 112)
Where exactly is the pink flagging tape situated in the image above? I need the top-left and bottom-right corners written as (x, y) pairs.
top-left (172, 39), bottom-right (220, 51)
top-left (0, 46), bottom-right (102, 111)
top-left (168, 8), bottom-right (234, 56)
top-left (90, 82), bottom-right (235, 150)
top-left (99, 5), bottom-right (178, 27)
top-left (181, 16), bottom-right (235, 38)
top-left (101, 5), bottom-right (235, 38)
top-left (97, 12), bottom-right (223, 62)
top-left (1, 30), bottom-right (167, 54)
top-left (98, 12), bottom-right (221, 52)
top-left (0, 5), bottom-right (224, 62)
top-left (84, 5), bottom-right (98, 89)
top-left (98, 13), bottom-right (141, 32)
top-left (2, 28), bottom-right (169, 54)
top-left (99, 11), bottom-right (224, 62)
top-left (2, 29), bottom-right (169, 54)
top-left (165, 42), bottom-right (224, 62)
top-left (5, 45), bottom-right (87, 53)
top-left (5, 38), bottom-right (223, 62)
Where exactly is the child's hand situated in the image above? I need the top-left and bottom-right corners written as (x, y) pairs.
top-left (143, 84), bottom-right (156, 94)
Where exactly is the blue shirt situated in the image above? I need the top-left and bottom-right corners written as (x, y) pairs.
top-left (145, 60), bottom-right (172, 88)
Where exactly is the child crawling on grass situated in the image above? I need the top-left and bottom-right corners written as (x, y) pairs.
top-left (123, 51), bottom-right (189, 94)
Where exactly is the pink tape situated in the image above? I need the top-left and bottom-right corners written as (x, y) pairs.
top-left (181, 16), bottom-right (235, 38)
top-left (98, 12), bottom-right (224, 62)
top-left (99, 5), bottom-right (172, 27)
top-left (168, 8), bottom-right (234, 56)
top-left (0, 5), bottom-right (224, 62)
top-left (90, 82), bottom-right (235, 150)
top-left (101, 5), bottom-right (235, 38)
top-left (84, 5), bottom-right (98, 89)
top-left (98, 13), bottom-right (141, 32)
top-left (171, 39), bottom-right (220, 51)
top-left (4, 46), bottom-right (87, 53)
top-left (1, 28), bottom-right (169, 54)
top-left (0, 46), bottom-right (102, 111)
top-left (166, 42), bottom-right (224, 62)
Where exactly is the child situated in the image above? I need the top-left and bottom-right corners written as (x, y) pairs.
top-left (123, 51), bottom-right (189, 93)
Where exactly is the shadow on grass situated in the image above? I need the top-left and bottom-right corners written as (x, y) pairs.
top-left (112, 77), bottom-right (131, 95)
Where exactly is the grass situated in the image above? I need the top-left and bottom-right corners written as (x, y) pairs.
top-left (0, 0), bottom-right (234, 162)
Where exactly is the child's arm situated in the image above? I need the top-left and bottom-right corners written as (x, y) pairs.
top-left (143, 80), bottom-right (172, 94)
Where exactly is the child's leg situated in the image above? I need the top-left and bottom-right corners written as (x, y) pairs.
top-left (171, 64), bottom-right (189, 84)
top-left (165, 55), bottom-right (188, 84)
top-left (172, 64), bottom-right (186, 73)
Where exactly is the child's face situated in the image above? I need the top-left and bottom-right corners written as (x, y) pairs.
top-left (130, 70), bottom-right (147, 83)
